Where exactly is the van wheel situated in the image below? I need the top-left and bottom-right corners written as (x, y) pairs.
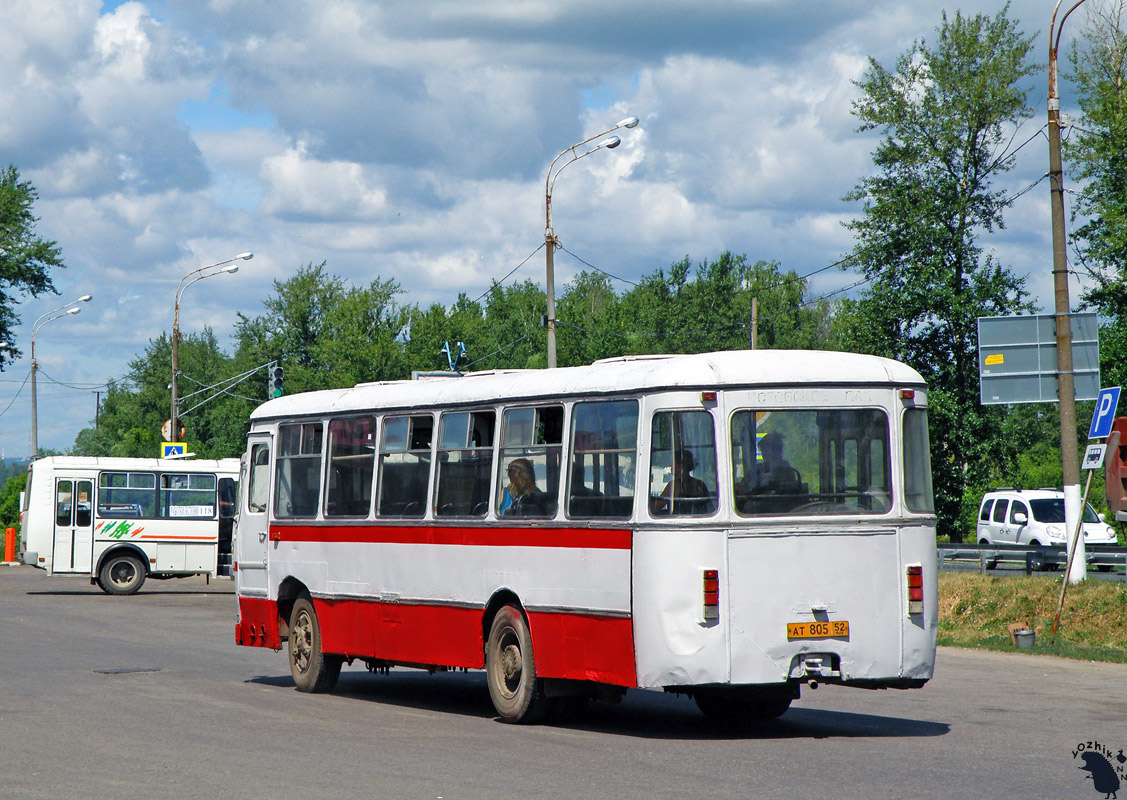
top-left (99, 554), bottom-right (146, 595)
top-left (978, 539), bottom-right (998, 570)
top-left (485, 605), bottom-right (548, 723)
top-left (288, 597), bottom-right (342, 693)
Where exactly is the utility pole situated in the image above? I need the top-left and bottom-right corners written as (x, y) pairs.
top-left (1048, 0), bottom-right (1089, 584)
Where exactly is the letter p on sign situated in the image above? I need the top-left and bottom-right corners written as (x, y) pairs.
top-left (1089, 387), bottom-right (1122, 439)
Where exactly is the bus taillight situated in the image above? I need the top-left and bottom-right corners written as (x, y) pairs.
top-left (703, 569), bottom-right (719, 623)
top-left (907, 565), bottom-right (924, 615)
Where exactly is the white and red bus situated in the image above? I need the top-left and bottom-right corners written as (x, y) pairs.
top-left (233, 350), bottom-right (937, 723)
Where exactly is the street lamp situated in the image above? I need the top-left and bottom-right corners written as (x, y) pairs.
top-left (1048, 0), bottom-right (1089, 583)
top-left (170, 252), bottom-right (252, 444)
top-left (544, 115), bottom-right (639, 368)
top-left (30, 294), bottom-right (93, 457)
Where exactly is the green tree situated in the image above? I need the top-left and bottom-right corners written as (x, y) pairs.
top-left (0, 165), bottom-right (64, 365)
top-left (1070, 1), bottom-right (1127, 314)
top-left (844, 6), bottom-right (1037, 540)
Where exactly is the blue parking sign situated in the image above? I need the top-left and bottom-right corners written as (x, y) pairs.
top-left (1088, 387), bottom-right (1121, 439)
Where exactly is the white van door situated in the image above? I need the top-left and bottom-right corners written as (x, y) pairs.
top-left (235, 436), bottom-right (271, 597)
top-left (52, 477), bottom-right (94, 574)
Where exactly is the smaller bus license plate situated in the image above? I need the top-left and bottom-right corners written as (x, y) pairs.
top-left (787, 620), bottom-right (849, 640)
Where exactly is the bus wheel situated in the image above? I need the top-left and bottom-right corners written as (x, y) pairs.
top-left (288, 597), bottom-right (342, 693)
top-left (98, 554), bottom-right (146, 596)
top-left (485, 605), bottom-right (547, 723)
top-left (695, 686), bottom-right (793, 726)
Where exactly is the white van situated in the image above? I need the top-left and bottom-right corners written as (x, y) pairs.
top-left (976, 488), bottom-right (1118, 570)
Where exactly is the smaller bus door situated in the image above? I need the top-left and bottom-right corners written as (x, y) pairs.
top-left (235, 436), bottom-right (272, 596)
top-left (52, 477), bottom-right (93, 574)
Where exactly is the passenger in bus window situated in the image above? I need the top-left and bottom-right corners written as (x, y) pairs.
top-left (652, 450), bottom-right (711, 515)
top-left (500, 458), bottom-right (541, 516)
top-left (755, 433), bottom-right (801, 489)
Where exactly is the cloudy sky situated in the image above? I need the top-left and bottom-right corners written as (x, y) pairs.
top-left (0, 0), bottom-right (1090, 457)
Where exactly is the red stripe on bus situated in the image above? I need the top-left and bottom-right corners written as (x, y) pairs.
top-left (136, 535), bottom-right (217, 541)
top-left (270, 524), bottom-right (632, 550)
top-left (236, 596), bottom-right (637, 687)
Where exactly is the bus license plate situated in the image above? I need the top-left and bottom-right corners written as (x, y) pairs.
top-left (787, 620), bottom-right (849, 640)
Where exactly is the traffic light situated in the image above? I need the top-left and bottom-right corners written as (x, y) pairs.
top-left (270, 365), bottom-right (284, 398)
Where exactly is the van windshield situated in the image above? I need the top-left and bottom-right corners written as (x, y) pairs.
top-left (1028, 498), bottom-right (1099, 523)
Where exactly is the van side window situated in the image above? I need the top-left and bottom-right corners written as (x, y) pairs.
top-left (1009, 501), bottom-right (1028, 523)
top-left (377, 415), bottom-right (433, 517)
top-left (992, 499), bottom-right (1009, 523)
top-left (979, 499), bottom-right (994, 521)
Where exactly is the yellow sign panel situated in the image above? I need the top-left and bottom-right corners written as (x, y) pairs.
top-left (161, 442), bottom-right (186, 458)
top-left (984, 353), bottom-right (1004, 366)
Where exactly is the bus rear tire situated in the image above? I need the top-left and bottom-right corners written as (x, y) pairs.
top-left (485, 604), bottom-right (548, 724)
top-left (288, 597), bottom-right (342, 693)
top-left (99, 554), bottom-right (146, 595)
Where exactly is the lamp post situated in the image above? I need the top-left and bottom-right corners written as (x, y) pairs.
top-left (1048, 0), bottom-right (1089, 583)
top-left (170, 253), bottom-right (252, 444)
top-left (30, 294), bottom-right (93, 457)
top-left (544, 115), bottom-right (639, 368)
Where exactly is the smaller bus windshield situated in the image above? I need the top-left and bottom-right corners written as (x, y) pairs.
top-left (731, 408), bottom-right (891, 516)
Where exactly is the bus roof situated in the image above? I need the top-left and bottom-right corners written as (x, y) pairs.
top-left (251, 349), bottom-right (926, 422)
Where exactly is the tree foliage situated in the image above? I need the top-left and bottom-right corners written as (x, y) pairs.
top-left (0, 165), bottom-right (64, 366)
top-left (1070, 0), bottom-right (1127, 315)
top-left (844, 6), bottom-right (1036, 539)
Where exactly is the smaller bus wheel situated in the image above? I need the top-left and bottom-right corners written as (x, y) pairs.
top-left (98, 554), bottom-right (146, 596)
top-left (485, 605), bottom-right (547, 723)
top-left (288, 597), bottom-right (342, 693)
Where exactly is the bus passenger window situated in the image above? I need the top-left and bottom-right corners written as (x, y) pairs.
top-left (325, 416), bottom-right (376, 517)
top-left (497, 405), bottom-right (562, 518)
top-left (435, 410), bottom-right (495, 518)
top-left (377, 415), bottom-right (432, 518)
top-left (162, 473), bottom-right (217, 518)
top-left (274, 422), bottom-right (324, 519)
top-left (98, 472), bottom-right (157, 517)
top-left (649, 410), bottom-right (717, 517)
top-left (567, 400), bottom-right (638, 519)
top-left (247, 445), bottom-right (269, 514)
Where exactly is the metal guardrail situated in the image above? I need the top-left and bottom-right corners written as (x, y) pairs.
top-left (938, 542), bottom-right (1127, 574)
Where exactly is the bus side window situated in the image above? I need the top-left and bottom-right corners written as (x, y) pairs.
top-left (497, 405), bottom-right (562, 519)
top-left (325, 416), bottom-right (376, 517)
top-left (435, 410), bottom-right (495, 518)
top-left (567, 399), bottom-right (638, 519)
top-left (274, 422), bottom-right (324, 519)
top-left (377, 415), bottom-right (433, 518)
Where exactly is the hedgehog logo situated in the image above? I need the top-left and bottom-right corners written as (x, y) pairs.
top-left (1080, 751), bottom-right (1121, 798)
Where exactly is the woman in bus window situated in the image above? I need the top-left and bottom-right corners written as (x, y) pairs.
top-left (500, 458), bottom-right (541, 516)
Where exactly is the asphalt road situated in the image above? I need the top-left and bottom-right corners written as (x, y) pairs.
top-left (1, 565), bottom-right (1125, 800)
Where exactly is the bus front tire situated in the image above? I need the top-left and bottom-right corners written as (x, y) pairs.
top-left (99, 554), bottom-right (146, 595)
top-left (485, 605), bottom-right (548, 724)
top-left (288, 597), bottom-right (342, 693)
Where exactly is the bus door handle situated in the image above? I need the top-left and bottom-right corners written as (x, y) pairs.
top-left (258, 532), bottom-right (267, 543)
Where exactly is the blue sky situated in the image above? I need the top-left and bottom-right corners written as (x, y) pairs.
top-left (0, 0), bottom-right (1100, 457)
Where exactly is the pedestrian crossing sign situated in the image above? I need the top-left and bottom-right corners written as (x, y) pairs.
top-left (161, 442), bottom-right (186, 458)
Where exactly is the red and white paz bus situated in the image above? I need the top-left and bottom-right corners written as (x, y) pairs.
top-left (233, 350), bottom-right (937, 723)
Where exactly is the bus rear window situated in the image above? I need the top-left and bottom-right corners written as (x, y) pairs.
top-left (731, 409), bottom-right (891, 516)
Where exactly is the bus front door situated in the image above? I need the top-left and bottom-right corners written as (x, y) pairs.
top-left (235, 437), bottom-right (271, 597)
top-left (52, 478), bottom-right (93, 574)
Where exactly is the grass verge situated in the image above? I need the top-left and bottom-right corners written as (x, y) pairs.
top-left (938, 572), bottom-right (1127, 663)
